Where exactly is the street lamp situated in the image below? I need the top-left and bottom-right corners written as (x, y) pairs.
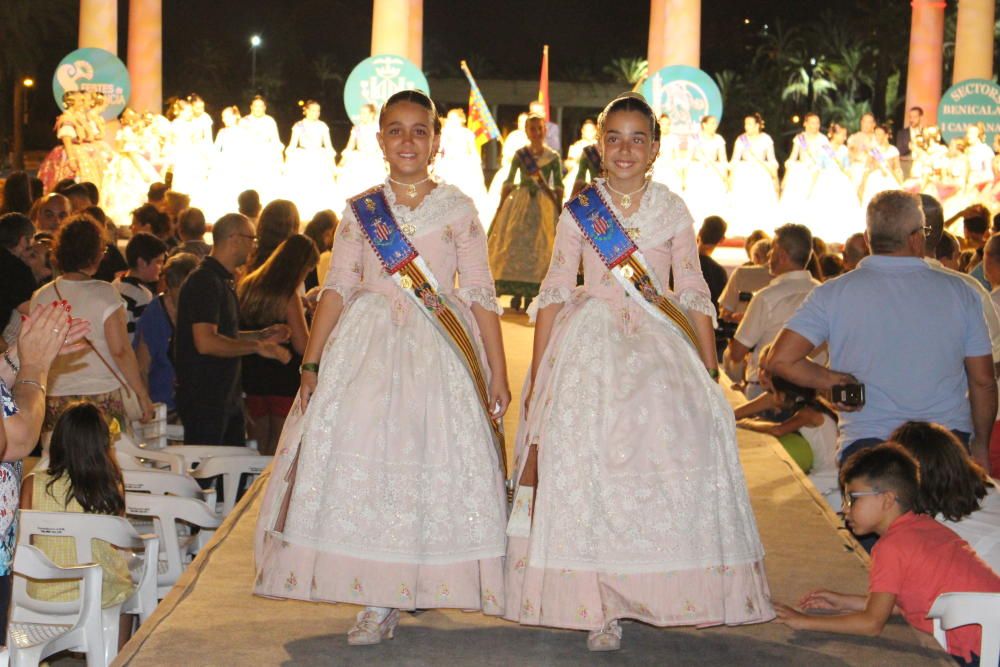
top-left (12, 77), bottom-right (34, 170)
top-left (250, 34), bottom-right (261, 90)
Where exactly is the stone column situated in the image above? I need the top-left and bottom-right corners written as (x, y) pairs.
top-left (953, 0), bottom-right (996, 83)
top-left (371, 0), bottom-right (423, 67)
top-left (904, 0), bottom-right (945, 124)
top-left (647, 0), bottom-right (701, 72)
top-left (78, 0), bottom-right (118, 53)
top-left (127, 0), bottom-right (162, 114)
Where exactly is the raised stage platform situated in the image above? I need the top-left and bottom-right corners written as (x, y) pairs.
top-left (114, 314), bottom-right (952, 667)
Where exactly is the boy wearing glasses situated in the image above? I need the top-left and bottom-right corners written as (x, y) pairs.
top-left (775, 444), bottom-right (1000, 666)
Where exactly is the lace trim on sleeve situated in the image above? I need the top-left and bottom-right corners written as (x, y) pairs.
top-left (526, 287), bottom-right (575, 322)
top-left (317, 283), bottom-right (356, 303)
top-left (456, 286), bottom-right (503, 316)
top-left (680, 290), bottom-right (717, 328)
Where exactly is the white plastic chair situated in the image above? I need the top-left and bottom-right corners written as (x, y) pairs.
top-left (7, 545), bottom-right (105, 667)
top-left (16, 511), bottom-right (160, 665)
top-left (124, 492), bottom-right (222, 598)
top-left (189, 455), bottom-right (272, 517)
top-left (130, 404), bottom-right (169, 450)
top-left (122, 469), bottom-right (217, 509)
top-left (928, 592), bottom-right (1000, 666)
top-left (161, 444), bottom-right (259, 471)
top-left (114, 431), bottom-right (185, 474)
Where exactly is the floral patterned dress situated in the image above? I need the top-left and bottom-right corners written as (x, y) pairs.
top-left (505, 180), bottom-right (774, 631)
top-left (0, 382), bottom-right (23, 577)
top-left (254, 182), bottom-right (507, 613)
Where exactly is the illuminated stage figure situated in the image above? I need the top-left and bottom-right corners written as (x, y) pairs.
top-left (727, 113), bottom-right (779, 238)
top-left (38, 92), bottom-right (104, 192)
top-left (283, 101), bottom-right (338, 219)
top-left (650, 114), bottom-right (686, 194)
top-left (338, 103), bottom-right (386, 200)
top-left (780, 113), bottom-right (831, 234)
top-left (683, 115), bottom-right (729, 224)
top-left (239, 95), bottom-right (284, 203)
top-left (85, 92), bottom-right (115, 171)
top-left (102, 109), bottom-right (159, 226)
top-left (860, 126), bottom-right (903, 211)
top-left (137, 111), bottom-right (170, 177)
top-left (168, 99), bottom-right (210, 203)
top-left (206, 106), bottom-right (247, 220)
top-left (255, 91), bottom-right (509, 645)
top-left (906, 128), bottom-right (953, 207)
top-left (487, 114), bottom-right (563, 312)
top-left (434, 108), bottom-right (490, 224)
top-left (808, 123), bottom-right (862, 243)
top-left (966, 125), bottom-right (996, 207)
top-left (505, 95), bottom-right (773, 652)
top-left (485, 112), bottom-right (529, 221)
top-left (847, 112), bottom-right (877, 192)
top-left (563, 119), bottom-right (599, 201)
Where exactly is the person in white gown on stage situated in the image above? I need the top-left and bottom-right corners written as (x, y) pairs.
top-left (847, 112), bottom-right (877, 192)
top-left (240, 95), bottom-right (284, 204)
top-left (810, 122), bottom-right (862, 243)
top-left (338, 103), bottom-right (386, 199)
top-left (684, 114), bottom-right (728, 224)
top-left (168, 99), bottom-right (210, 201)
top-left (284, 100), bottom-right (338, 219)
top-left (434, 108), bottom-right (490, 224)
top-left (102, 108), bottom-right (159, 226)
top-left (563, 119), bottom-right (598, 199)
top-left (728, 113), bottom-right (780, 238)
top-left (651, 114), bottom-right (686, 194)
top-left (780, 113), bottom-right (829, 228)
top-left (966, 124), bottom-right (996, 206)
top-left (860, 125), bottom-right (903, 211)
top-left (206, 106), bottom-right (246, 219)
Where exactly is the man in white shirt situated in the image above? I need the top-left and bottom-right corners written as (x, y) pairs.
top-left (725, 223), bottom-right (820, 398)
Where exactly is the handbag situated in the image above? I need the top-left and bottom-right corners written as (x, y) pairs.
top-left (53, 281), bottom-right (145, 422)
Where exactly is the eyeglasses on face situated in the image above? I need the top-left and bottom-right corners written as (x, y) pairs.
top-left (235, 233), bottom-right (258, 244)
top-left (842, 489), bottom-right (882, 510)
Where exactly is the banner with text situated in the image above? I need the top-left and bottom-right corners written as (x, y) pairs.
top-left (937, 78), bottom-right (1000, 143)
top-left (344, 54), bottom-right (430, 124)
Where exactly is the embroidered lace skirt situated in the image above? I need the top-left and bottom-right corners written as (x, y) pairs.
top-left (254, 292), bottom-right (507, 612)
top-left (505, 297), bottom-right (774, 630)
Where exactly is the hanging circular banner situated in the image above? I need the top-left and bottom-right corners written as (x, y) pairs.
top-left (641, 65), bottom-right (723, 137)
top-left (937, 78), bottom-right (1000, 143)
top-left (51, 47), bottom-right (131, 120)
top-left (344, 54), bottom-right (430, 124)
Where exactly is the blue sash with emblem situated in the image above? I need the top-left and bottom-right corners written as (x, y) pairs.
top-left (349, 186), bottom-right (507, 476)
top-left (565, 184), bottom-right (701, 354)
top-left (515, 146), bottom-right (559, 205)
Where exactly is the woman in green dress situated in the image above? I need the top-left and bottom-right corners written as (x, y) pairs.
top-left (487, 113), bottom-right (563, 312)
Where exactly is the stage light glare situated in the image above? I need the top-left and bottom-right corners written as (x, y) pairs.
top-left (22, 78), bottom-right (34, 87)
top-left (250, 35), bottom-right (262, 47)
top-left (743, 17), bottom-right (750, 25)
top-left (809, 57), bottom-right (817, 66)
top-left (791, 115), bottom-right (801, 123)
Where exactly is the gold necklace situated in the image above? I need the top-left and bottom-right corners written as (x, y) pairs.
top-left (604, 179), bottom-right (648, 209)
top-left (388, 175), bottom-right (432, 199)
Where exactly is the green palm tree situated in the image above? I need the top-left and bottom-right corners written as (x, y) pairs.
top-left (603, 57), bottom-right (648, 86)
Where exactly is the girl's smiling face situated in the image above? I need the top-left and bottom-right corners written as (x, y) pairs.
top-left (377, 100), bottom-right (438, 178)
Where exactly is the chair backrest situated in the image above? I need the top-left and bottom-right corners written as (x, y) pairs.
top-left (928, 592), bottom-right (1000, 666)
top-left (189, 455), bottom-right (272, 516)
top-left (9, 545), bottom-right (104, 663)
top-left (123, 469), bottom-right (212, 502)
top-left (163, 444), bottom-right (260, 467)
top-left (115, 432), bottom-right (185, 474)
top-left (15, 510), bottom-right (159, 619)
top-left (124, 492), bottom-right (221, 592)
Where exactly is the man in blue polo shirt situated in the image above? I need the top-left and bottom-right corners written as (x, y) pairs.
top-left (767, 190), bottom-right (997, 470)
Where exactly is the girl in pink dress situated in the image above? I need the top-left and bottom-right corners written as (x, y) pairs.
top-left (254, 90), bottom-right (511, 645)
top-left (504, 94), bottom-right (773, 651)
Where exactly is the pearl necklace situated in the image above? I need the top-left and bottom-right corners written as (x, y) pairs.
top-left (604, 179), bottom-right (648, 209)
top-left (388, 175), bottom-right (432, 199)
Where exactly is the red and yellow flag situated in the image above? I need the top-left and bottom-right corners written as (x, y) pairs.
top-left (460, 60), bottom-right (501, 150)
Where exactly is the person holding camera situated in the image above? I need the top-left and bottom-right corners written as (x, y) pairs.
top-left (725, 224), bottom-right (820, 399)
top-left (767, 191), bottom-right (996, 471)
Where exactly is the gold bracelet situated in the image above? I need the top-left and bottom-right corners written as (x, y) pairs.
top-left (14, 379), bottom-right (45, 395)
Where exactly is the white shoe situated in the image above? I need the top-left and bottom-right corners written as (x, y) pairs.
top-left (347, 608), bottom-right (399, 646)
top-left (586, 620), bottom-right (622, 651)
